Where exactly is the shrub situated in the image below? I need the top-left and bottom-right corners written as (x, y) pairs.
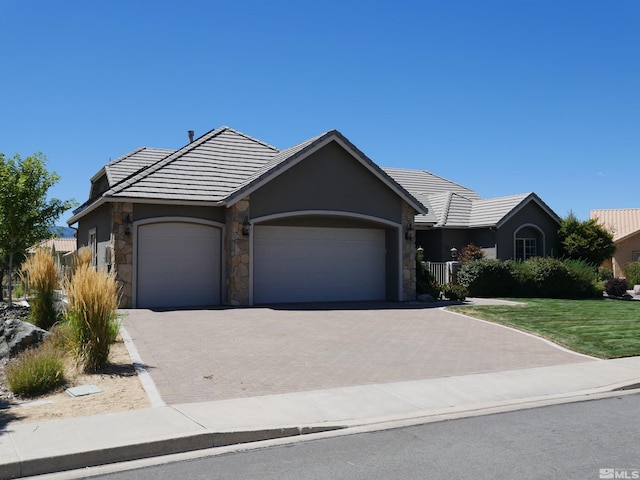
top-left (458, 243), bottom-right (485, 263)
top-left (525, 257), bottom-right (571, 298)
top-left (458, 259), bottom-right (514, 297)
top-left (5, 343), bottom-right (66, 397)
top-left (443, 283), bottom-right (468, 301)
top-left (21, 248), bottom-right (59, 330)
top-left (623, 261), bottom-right (640, 287)
top-left (605, 277), bottom-right (630, 297)
top-left (562, 258), bottom-right (602, 299)
top-left (597, 267), bottom-right (614, 282)
top-left (64, 264), bottom-right (120, 372)
top-left (505, 260), bottom-right (536, 297)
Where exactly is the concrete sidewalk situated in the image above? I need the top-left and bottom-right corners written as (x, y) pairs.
top-left (2, 356), bottom-right (640, 479)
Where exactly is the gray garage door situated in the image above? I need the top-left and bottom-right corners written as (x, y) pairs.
top-left (137, 222), bottom-right (221, 308)
top-left (253, 225), bottom-right (386, 304)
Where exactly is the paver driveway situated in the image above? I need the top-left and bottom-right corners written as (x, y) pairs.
top-left (122, 302), bottom-right (595, 405)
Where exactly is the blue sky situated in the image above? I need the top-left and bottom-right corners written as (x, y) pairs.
top-left (1, 0), bottom-right (638, 224)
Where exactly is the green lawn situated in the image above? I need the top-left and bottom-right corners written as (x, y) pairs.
top-left (448, 298), bottom-right (640, 359)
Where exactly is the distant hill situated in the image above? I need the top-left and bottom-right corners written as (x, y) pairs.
top-left (49, 226), bottom-right (76, 238)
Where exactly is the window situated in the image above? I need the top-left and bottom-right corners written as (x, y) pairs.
top-left (89, 228), bottom-right (97, 267)
top-left (515, 238), bottom-right (537, 261)
top-left (633, 251), bottom-right (640, 262)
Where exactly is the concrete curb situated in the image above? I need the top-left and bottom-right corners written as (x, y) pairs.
top-left (3, 384), bottom-right (640, 478)
top-left (1, 424), bottom-right (349, 478)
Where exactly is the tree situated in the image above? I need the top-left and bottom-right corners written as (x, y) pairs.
top-left (558, 211), bottom-right (616, 266)
top-left (0, 153), bottom-right (76, 307)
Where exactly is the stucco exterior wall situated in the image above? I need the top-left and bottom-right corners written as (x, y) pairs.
top-left (134, 204), bottom-right (225, 223)
top-left (496, 202), bottom-right (560, 260)
top-left (416, 229), bottom-right (472, 262)
top-left (75, 203), bottom-right (112, 271)
top-left (251, 141), bottom-right (402, 222)
top-left (612, 233), bottom-right (640, 278)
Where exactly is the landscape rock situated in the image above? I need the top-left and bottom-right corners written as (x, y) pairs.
top-left (0, 303), bottom-right (48, 360)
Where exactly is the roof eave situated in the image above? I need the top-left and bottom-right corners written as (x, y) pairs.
top-left (495, 193), bottom-right (562, 229)
top-left (68, 195), bottom-right (225, 225)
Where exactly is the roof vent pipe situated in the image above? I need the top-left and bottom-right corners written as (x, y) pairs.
top-left (188, 130), bottom-right (195, 143)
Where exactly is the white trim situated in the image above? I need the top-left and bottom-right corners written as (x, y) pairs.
top-left (131, 217), bottom-right (226, 308)
top-left (248, 210), bottom-right (402, 305)
top-left (250, 210), bottom-right (401, 228)
top-left (513, 223), bottom-right (545, 259)
top-left (88, 227), bottom-right (97, 267)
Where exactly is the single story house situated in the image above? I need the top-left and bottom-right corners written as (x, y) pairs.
top-left (384, 168), bottom-right (562, 262)
top-left (68, 127), bottom-right (426, 308)
top-left (590, 208), bottom-right (640, 277)
top-left (28, 237), bottom-right (77, 277)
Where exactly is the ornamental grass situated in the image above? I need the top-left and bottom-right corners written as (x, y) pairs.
top-left (21, 248), bottom-right (59, 330)
top-left (5, 342), bottom-right (66, 397)
top-left (64, 263), bottom-right (120, 373)
top-left (70, 246), bottom-right (93, 277)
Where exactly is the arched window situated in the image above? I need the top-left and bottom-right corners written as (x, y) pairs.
top-left (514, 224), bottom-right (544, 261)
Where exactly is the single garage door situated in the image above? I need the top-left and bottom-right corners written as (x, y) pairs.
top-left (137, 222), bottom-right (221, 308)
top-left (253, 225), bottom-right (386, 304)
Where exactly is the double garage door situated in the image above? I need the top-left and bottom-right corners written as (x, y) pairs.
top-left (136, 222), bottom-right (386, 307)
top-left (253, 226), bottom-right (386, 304)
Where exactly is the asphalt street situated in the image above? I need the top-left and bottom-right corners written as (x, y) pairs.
top-left (49, 392), bottom-right (640, 480)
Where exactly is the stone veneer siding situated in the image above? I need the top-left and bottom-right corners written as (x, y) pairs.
top-left (225, 197), bottom-right (251, 306)
top-left (111, 202), bottom-right (133, 308)
top-left (402, 201), bottom-right (417, 301)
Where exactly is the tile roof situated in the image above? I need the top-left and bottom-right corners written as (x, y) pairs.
top-left (71, 127), bottom-right (428, 220)
top-left (468, 193), bottom-right (532, 227)
top-left (107, 127), bottom-right (279, 202)
top-left (590, 208), bottom-right (640, 241)
top-left (29, 237), bottom-right (76, 254)
top-left (105, 147), bottom-right (175, 186)
top-left (384, 168), bottom-right (557, 228)
top-left (383, 168), bottom-right (481, 200)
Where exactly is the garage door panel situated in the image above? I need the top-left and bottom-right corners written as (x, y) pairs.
top-left (254, 226), bottom-right (385, 303)
top-left (137, 222), bottom-right (221, 308)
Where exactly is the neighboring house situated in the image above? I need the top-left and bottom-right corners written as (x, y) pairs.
top-left (68, 127), bottom-right (426, 308)
top-left (384, 168), bottom-right (562, 262)
top-left (28, 237), bottom-right (77, 277)
top-left (590, 208), bottom-right (640, 278)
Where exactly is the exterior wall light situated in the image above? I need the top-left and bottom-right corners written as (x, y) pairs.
top-left (405, 222), bottom-right (414, 241)
top-left (124, 214), bottom-right (132, 236)
top-left (242, 216), bottom-right (251, 236)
